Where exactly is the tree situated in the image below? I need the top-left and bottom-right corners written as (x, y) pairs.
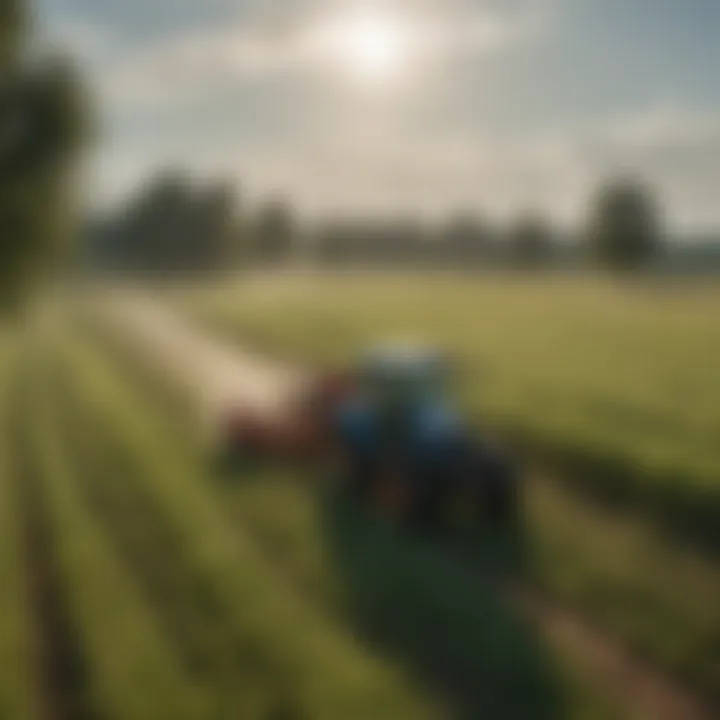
top-left (588, 176), bottom-right (661, 271)
top-left (509, 210), bottom-right (553, 268)
top-left (195, 180), bottom-right (236, 270)
top-left (0, 0), bottom-right (89, 311)
top-left (442, 212), bottom-right (488, 264)
top-left (252, 197), bottom-right (296, 263)
top-left (0, 0), bottom-right (25, 67)
top-left (94, 170), bottom-right (240, 276)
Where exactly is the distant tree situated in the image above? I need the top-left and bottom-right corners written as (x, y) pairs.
top-left (196, 180), bottom-right (236, 270)
top-left (252, 197), bottom-right (296, 263)
top-left (588, 177), bottom-right (661, 271)
top-left (442, 212), bottom-right (488, 264)
top-left (95, 170), bottom-right (240, 276)
top-left (509, 211), bottom-right (553, 268)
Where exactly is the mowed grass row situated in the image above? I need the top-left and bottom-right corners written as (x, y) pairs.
top-left (70, 320), bottom-right (624, 720)
top-left (46, 337), bottom-right (418, 718)
top-left (83, 311), bottom-right (720, 712)
top-left (24, 339), bottom-right (218, 720)
top-left (40, 350), bottom-right (271, 718)
top-left (184, 275), bottom-right (720, 550)
top-left (51, 333), bottom-right (440, 720)
top-left (0, 338), bottom-right (37, 720)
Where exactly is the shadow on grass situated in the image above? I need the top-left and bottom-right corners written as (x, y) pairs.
top-left (214, 453), bottom-right (571, 719)
top-left (317, 482), bottom-right (568, 720)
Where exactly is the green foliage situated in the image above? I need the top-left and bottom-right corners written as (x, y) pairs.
top-left (252, 197), bottom-right (297, 263)
top-left (0, 0), bottom-right (89, 312)
top-left (93, 170), bottom-right (238, 276)
top-left (0, 0), bottom-right (24, 67)
top-left (509, 211), bottom-right (553, 268)
top-left (588, 177), bottom-right (662, 271)
top-left (440, 211), bottom-right (490, 264)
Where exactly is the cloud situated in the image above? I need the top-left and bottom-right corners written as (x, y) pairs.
top-left (225, 105), bottom-right (720, 231)
top-left (67, 0), bottom-right (718, 232)
top-left (575, 107), bottom-right (720, 231)
top-left (96, 2), bottom-right (538, 111)
top-left (90, 99), bottom-right (720, 233)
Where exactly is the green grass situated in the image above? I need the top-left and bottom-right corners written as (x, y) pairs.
top-left (0, 337), bottom-right (37, 720)
top-left (79, 303), bottom-right (720, 718)
top-left (71, 327), bottom-right (631, 720)
top-left (87, 281), bottom-right (720, 710)
top-left (29, 353), bottom-right (214, 720)
top-left (51, 333), bottom-right (440, 720)
top-left (184, 274), bottom-right (720, 551)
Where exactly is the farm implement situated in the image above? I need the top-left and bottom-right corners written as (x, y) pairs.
top-left (219, 344), bottom-right (521, 532)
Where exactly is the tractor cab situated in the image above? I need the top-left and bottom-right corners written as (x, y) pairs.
top-left (358, 344), bottom-right (450, 415)
top-left (336, 343), bottom-right (520, 529)
top-left (338, 343), bottom-right (458, 457)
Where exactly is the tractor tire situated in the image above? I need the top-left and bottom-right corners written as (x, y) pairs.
top-left (406, 475), bottom-right (449, 536)
top-left (478, 444), bottom-right (521, 526)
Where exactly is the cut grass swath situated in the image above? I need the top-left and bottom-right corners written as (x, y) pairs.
top-left (71, 324), bottom-right (622, 720)
top-left (85, 309), bottom-right (720, 714)
top-left (28, 345), bottom-right (214, 720)
top-left (54, 335), bottom-right (440, 720)
top-left (187, 276), bottom-right (720, 553)
top-left (0, 339), bottom-right (38, 720)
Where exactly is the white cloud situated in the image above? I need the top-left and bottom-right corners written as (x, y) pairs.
top-left (225, 105), bottom-right (720, 231)
top-left (77, 0), bottom-right (719, 233)
top-left (97, 2), bottom-right (535, 111)
top-left (91, 102), bottom-right (720, 233)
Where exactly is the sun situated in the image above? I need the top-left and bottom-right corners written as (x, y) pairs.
top-left (333, 9), bottom-right (409, 84)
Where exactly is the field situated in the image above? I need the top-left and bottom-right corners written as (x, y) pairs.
top-left (0, 274), bottom-right (718, 719)
top-left (185, 274), bottom-right (720, 550)
top-left (180, 273), bottom-right (720, 709)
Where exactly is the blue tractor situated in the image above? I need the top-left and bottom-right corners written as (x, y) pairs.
top-left (331, 344), bottom-right (521, 532)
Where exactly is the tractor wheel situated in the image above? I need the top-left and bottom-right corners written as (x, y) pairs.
top-left (406, 478), bottom-right (448, 536)
top-left (446, 485), bottom-right (481, 533)
top-left (481, 451), bottom-right (521, 525)
top-left (373, 473), bottom-right (410, 522)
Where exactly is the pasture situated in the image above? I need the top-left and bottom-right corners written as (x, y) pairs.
top-left (185, 274), bottom-right (720, 550)
top-left (0, 274), bottom-right (718, 720)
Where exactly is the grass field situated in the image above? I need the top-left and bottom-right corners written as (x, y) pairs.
top-left (0, 313), bottom-right (620, 719)
top-left (184, 274), bottom-right (720, 552)
top-left (174, 272), bottom-right (720, 710)
top-left (85, 290), bottom-right (720, 715)
top-left (65, 320), bottom-right (627, 720)
top-left (0, 275), bottom-right (718, 720)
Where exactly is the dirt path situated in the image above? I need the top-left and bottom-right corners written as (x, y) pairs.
top-left (100, 293), bottom-right (310, 427)
top-left (96, 293), bottom-right (715, 720)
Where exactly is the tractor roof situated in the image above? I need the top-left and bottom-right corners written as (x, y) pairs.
top-left (361, 343), bottom-right (447, 377)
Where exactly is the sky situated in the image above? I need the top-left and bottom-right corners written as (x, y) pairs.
top-left (34, 0), bottom-right (720, 233)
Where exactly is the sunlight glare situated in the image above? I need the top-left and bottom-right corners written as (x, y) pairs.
top-left (333, 8), bottom-right (409, 85)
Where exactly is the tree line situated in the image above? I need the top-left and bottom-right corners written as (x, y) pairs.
top-left (90, 168), bottom-right (663, 276)
top-left (0, 0), bottom-right (679, 310)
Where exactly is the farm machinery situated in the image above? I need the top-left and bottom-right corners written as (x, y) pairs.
top-left (220, 345), bottom-right (521, 531)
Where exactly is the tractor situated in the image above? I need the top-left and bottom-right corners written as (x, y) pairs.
top-left (329, 345), bottom-right (521, 532)
top-left (218, 344), bottom-right (520, 531)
